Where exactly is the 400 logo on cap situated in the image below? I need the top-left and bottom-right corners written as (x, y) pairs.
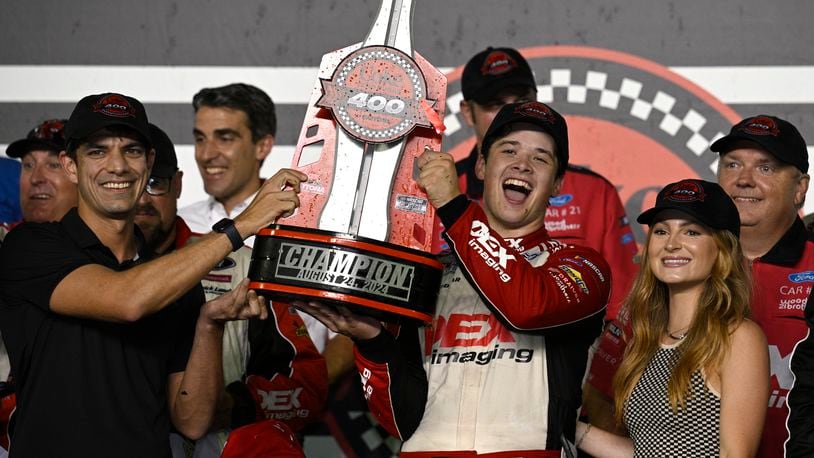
top-left (317, 45), bottom-right (435, 143)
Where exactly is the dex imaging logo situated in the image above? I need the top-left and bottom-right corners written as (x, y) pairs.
top-left (468, 220), bottom-right (515, 282)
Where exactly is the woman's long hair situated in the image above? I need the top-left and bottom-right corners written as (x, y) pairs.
top-left (613, 227), bottom-right (751, 420)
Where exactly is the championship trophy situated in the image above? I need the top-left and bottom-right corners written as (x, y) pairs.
top-left (248, 0), bottom-right (446, 324)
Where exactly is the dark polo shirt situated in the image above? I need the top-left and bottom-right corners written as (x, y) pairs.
top-left (0, 208), bottom-right (203, 457)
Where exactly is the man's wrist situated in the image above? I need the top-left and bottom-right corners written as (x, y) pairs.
top-left (196, 312), bottom-right (226, 333)
top-left (212, 218), bottom-right (243, 251)
top-left (232, 216), bottom-right (255, 241)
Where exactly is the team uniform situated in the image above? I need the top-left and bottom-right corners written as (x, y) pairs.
top-left (456, 154), bottom-right (637, 319)
top-left (0, 209), bottom-right (202, 457)
top-left (589, 217), bottom-right (814, 458)
top-left (169, 217), bottom-right (327, 457)
top-left (354, 196), bottom-right (610, 456)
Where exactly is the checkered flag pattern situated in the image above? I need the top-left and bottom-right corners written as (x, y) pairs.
top-left (623, 346), bottom-right (721, 456)
top-left (444, 68), bottom-right (728, 175)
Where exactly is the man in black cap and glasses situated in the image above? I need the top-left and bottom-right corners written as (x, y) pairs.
top-left (135, 124), bottom-right (327, 457)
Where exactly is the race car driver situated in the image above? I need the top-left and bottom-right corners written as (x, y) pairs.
top-left (296, 101), bottom-right (610, 456)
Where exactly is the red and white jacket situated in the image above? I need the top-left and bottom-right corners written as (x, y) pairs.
top-left (355, 197), bottom-right (610, 456)
top-left (455, 152), bottom-right (637, 320)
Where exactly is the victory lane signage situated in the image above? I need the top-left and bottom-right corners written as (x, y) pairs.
top-left (250, 226), bottom-right (440, 323)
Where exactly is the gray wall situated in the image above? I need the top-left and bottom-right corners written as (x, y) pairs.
top-left (2, 0), bottom-right (813, 145)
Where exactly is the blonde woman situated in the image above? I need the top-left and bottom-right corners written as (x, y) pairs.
top-left (576, 179), bottom-right (769, 457)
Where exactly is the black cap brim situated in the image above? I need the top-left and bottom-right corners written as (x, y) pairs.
top-left (637, 205), bottom-right (740, 237)
top-left (469, 76), bottom-right (538, 104)
top-left (6, 139), bottom-right (62, 158)
top-left (710, 133), bottom-right (763, 155)
top-left (68, 121), bottom-right (152, 149)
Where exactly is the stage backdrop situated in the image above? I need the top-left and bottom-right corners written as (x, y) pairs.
top-left (2, 1), bottom-right (813, 456)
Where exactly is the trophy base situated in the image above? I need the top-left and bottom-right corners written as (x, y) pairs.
top-left (248, 225), bottom-right (443, 324)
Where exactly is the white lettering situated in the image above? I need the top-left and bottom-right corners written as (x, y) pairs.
top-left (769, 345), bottom-right (793, 390)
top-left (257, 387), bottom-right (303, 411)
top-left (470, 220), bottom-right (516, 268)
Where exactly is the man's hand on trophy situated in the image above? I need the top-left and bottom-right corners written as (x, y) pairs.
top-left (292, 300), bottom-right (383, 341)
top-left (417, 147), bottom-right (462, 209)
top-left (235, 168), bottom-right (309, 237)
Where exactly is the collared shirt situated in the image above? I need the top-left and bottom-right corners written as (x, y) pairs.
top-left (179, 191), bottom-right (258, 247)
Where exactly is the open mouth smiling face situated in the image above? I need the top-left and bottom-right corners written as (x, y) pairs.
top-left (477, 128), bottom-right (561, 238)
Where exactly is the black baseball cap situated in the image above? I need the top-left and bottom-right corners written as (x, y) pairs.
top-left (462, 47), bottom-right (537, 104)
top-left (637, 179), bottom-right (740, 237)
top-left (148, 124), bottom-right (178, 179)
top-left (480, 101), bottom-right (569, 177)
top-left (6, 119), bottom-right (68, 158)
top-left (710, 115), bottom-right (809, 173)
top-left (65, 93), bottom-right (152, 148)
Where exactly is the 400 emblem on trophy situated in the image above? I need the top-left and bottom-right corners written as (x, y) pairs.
top-left (249, 0), bottom-right (445, 323)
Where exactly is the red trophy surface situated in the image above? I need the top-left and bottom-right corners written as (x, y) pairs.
top-left (248, 0), bottom-right (446, 323)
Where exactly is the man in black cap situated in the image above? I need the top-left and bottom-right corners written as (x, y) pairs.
top-left (4, 119), bottom-right (76, 225)
top-left (709, 115), bottom-right (813, 457)
top-left (297, 101), bottom-right (610, 455)
top-left (454, 47), bottom-right (637, 322)
top-left (0, 93), bottom-right (309, 457)
top-left (135, 124), bottom-right (327, 457)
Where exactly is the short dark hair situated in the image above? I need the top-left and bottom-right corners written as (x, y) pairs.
top-left (192, 83), bottom-right (276, 142)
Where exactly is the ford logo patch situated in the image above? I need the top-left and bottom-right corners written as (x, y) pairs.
top-left (549, 194), bottom-right (573, 207)
top-left (789, 271), bottom-right (814, 283)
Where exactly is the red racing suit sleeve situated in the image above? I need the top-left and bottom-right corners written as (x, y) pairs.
top-left (585, 306), bottom-right (631, 397)
top-left (227, 301), bottom-right (328, 433)
top-left (595, 180), bottom-right (639, 320)
top-left (353, 324), bottom-right (428, 441)
top-left (440, 196), bottom-right (611, 331)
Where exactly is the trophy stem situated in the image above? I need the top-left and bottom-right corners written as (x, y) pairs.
top-left (348, 143), bottom-right (376, 235)
top-left (365, 0), bottom-right (414, 52)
